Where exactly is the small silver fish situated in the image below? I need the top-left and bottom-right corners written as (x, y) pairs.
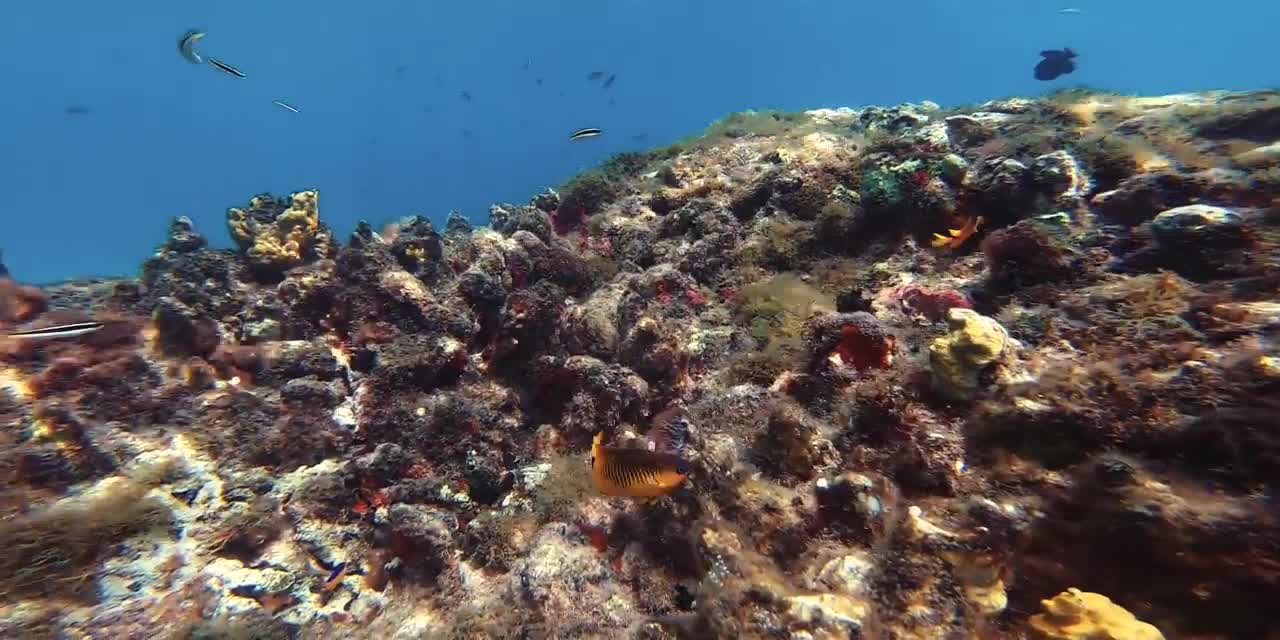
top-left (208, 58), bottom-right (246, 78)
top-left (1058, 7), bottom-right (1082, 13)
top-left (6, 321), bottom-right (104, 341)
top-left (570, 127), bottom-right (602, 142)
top-left (179, 30), bottom-right (205, 64)
top-left (272, 100), bottom-right (300, 113)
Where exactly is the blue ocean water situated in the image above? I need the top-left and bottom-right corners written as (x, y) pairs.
top-left (2, 0), bottom-right (1275, 284)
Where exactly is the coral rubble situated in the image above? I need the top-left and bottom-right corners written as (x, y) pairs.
top-left (2, 88), bottom-right (1279, 639)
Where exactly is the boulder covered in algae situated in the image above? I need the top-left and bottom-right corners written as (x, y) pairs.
top-left (2, 88), bottom-right (1280, 639)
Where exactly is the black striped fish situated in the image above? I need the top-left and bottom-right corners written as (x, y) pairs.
top-left (570, 128), bottom-right (602, 142)
top-left (590, 431), bottom-right (690, 498)
top-left (6, 321), bottom-right (104, 341)
top-left (208, 58), bottom-right (246, 78)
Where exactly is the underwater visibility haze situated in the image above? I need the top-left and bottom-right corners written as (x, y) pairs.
top-left (1, 1), bottom-right (1280, 639)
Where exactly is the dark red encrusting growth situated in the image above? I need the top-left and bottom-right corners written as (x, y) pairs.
top-left (527, 355), bottom-right (648, 442)
top-left (617, 317), bottom-right (689, 389)
top-left (332, 236), bottom-right (478, 343)
top-left (152, 297), bottom-right (222, 358)
top-left (370, 334), bottom-right (467, 391)
top-left (804, 312), bottom-right (895, 373)
top-left (891, 284), bottom-right (971, 323)
top-left (193, 389), bottom-right (350, 471)
top-left (979, 221), bottom-right (1072, 289)
top-left (12, 402), bottom-right (118, 489)
top-left (615, 268), bottom-right (703, 332)
top-left (835, 376), bottom-right (963, 495)
top-left (815, 470), bottom-right (899, 543)
top-left (488, 281), bottom-right (566, 368)
top-left (551, 202), bottom-right (587, 236)
top-left (389, 216), bottom-right (447, 284)
top-left (356, 384), bottom-right (517, 501)
top-left (507, 231), bottom-right (594, 296)
top-left (0, 277), bottom-right (49, 326)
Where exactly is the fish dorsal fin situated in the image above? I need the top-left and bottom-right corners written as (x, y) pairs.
top-left (646, 405), bottom-right (690, 456)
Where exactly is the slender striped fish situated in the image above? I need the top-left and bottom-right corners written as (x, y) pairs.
top-left (208, 58), bottom-right (246, 78)
top-left (6, 321), bottom-right (104, 341)
top-left (272, 100), bottom-right (301, 114)
top-left (570, 127), bottom-right (602, 142)
top-left (178, 30), bottom-right (206, 64)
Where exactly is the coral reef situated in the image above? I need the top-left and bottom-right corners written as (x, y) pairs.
top-left (2, 88), bottom-right (1279, 639)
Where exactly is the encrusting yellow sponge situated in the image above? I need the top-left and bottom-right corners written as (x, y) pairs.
top-left (1028, 587), bottom-right (1164, 640)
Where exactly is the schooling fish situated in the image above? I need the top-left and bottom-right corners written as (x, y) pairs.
top-left (591, 432), bottom-right (690, 498)
top-left (570, 127), bottom-right (602, 142)
top-left (1034, 48), bottom-right (1077, 81)
top-left (587, 71), bottom-right (607, 81)
top-left (602, 74), bottom-right (616, 89)
top-left (6, 321), bottom-right (104, 341)
top-left (208, 58), bottom-right (246, 78)
top-left (178, 29), bottom-right (206, 64)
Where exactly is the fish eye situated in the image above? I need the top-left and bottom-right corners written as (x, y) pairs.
top-left (675, 463), bottom-right (690, 475)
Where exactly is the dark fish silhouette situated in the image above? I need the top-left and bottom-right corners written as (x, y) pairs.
top-left (64, 105), bottom-right (91, 116)
top-left (1034, 48), bottom-right (1077, 81)
top-left (587, 70), bottom-right (607, 81)
top-left (602, 74), bottom-right (616, 89)
top-left (460, 90), bottom-right (472, 101)
top-left (208, 57), bottom-right (246, 78)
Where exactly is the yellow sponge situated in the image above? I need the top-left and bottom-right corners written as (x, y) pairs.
top-left (1028, 588), bottom-right (1164, 640)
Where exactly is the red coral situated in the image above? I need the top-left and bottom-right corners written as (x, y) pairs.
top-left (686, 287), bottom-right (708, 307)
top-left (808, 312), bottom-right (896, 372)
top-left (831, 325), bottom-right (896, 370)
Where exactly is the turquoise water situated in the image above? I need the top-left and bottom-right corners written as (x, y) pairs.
top-left (2, 0), bottom-right (1276, 283)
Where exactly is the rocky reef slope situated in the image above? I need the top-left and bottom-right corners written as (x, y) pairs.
top-left (1, 89), bottom-right (1278, 640)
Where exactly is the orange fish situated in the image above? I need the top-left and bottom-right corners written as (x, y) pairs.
top-left (931, 215), bottom-right (984, 249)
top-left (591, 432), bottom-right (690, 498)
